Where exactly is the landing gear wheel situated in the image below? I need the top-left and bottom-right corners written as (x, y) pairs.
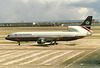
top-left (18, 41), bottom-right (20, 46)
top-left (50, 41), bottom-right (58, 45)
top-left (55, 43), bottom-right (58, 45)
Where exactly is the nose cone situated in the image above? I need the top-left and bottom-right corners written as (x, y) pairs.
top-left (5, 37), bottom-right (8, 40)
top-left (5, 35), bottom-right (10, 40)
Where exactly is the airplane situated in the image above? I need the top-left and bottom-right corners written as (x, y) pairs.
top-left (5, 16), bottom-right (93, 46)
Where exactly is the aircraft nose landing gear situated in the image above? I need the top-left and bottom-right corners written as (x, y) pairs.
top-left (18, 41), bottom-right (20, 46)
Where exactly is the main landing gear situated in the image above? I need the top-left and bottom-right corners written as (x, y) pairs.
top-left (17, 41), bottom-right (58, 46)
top-left (50, 41), bottom-right (58, 45)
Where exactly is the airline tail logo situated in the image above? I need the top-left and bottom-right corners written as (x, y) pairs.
top-left (80, 16), bottom-right (93, 29)
top-left (85, 21), bottom-right (90, 25)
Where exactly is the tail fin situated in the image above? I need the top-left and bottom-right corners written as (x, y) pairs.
top-left (80, 16), bottom-right (93, 29)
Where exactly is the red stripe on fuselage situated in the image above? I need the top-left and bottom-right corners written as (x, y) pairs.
top-left (15, 38), bottom-right (20, 41)
top-left (82, 26), bottom-right (91, 32)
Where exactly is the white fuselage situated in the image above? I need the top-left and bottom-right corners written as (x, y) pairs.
top-left (5, 26), bottom-right (93, 42)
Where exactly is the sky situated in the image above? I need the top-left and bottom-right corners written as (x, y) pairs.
top-left (0, 0), bottom-right (99, 23)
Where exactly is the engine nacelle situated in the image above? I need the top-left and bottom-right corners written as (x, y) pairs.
top-left (37, 38), bottom-right (46, 44)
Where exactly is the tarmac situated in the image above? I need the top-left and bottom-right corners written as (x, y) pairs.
top-left (0, 34), bottom-right (100, 68)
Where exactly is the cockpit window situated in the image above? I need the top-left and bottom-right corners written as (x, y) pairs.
top-left (7, 35), bottom-right (10, 37)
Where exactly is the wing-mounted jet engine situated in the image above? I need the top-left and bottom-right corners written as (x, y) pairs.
top-left (37, 38), bottom-right (46, 44)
